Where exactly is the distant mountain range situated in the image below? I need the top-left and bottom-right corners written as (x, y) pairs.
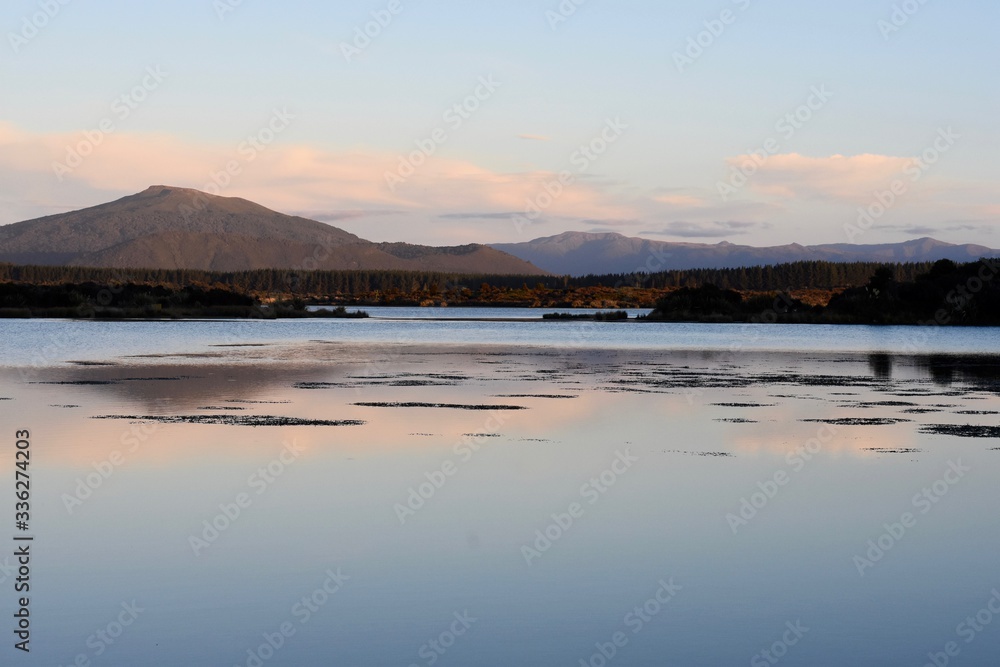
top-left (0, 186), bottom-right (546, 275)
top-left (491, 232), bottom-right (1000, 276)
top-left (2, 189), bottom-right (996, 277)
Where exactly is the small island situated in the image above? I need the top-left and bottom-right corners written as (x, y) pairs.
top-left (641, 259), bottom-right (1000, 326)
top-left (0, 282), bottom-right (368, 320)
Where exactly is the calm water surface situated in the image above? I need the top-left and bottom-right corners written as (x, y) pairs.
top-left (5, 310), bottom-right (1000, 368)
top-left (0, 316), bottom-right (998, 665)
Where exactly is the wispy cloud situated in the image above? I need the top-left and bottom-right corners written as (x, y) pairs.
top-left (292, 209), bottom-right (399, 222)
top-left (729, 153), bottom-right (915, 202)
top-left (517, 134), bottom-right (551, 142)
top-left (642, 221), bottom-right (768, 239)
top-left (438, 212), bottom-right (522, 220)
top-left (6, 118), bottom-right (993, 248)
top-left (0, 122), bottom-right (635, 228)
top-left (879, 222), bottom-right (997, 238)
top-left (653, 194), bottom-right (708, 208)
top-left (581, 218), bottom-right (639, 228)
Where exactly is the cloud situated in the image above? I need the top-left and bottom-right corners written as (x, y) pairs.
top-left (653, 194), bottom-right (708, 208)
top-left (728, 153), bottom-right (915, 202)
top-left (290, 210), bottom-right (392, 222)
top-left (517, 134), bottom-right (550, 142)
top-left (8, 121), bottom-right (989, 248)
top-left (580, 218), bottom-right (640, 228)
top-left (901, 225), bottom-right (963, 235)
top-left (642, 221), bottom-right (767, 239)
top-left (878, 222), bottom-right (997, 237)
top-left (0, 122), bottom-right (27, 143)
top-left (438, 212), bottom-right (522, 220)
top-left (0, 122), bottom-right (635, 228)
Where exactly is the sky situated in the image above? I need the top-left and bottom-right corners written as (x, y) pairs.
top-left (1, 0), bottom-right (997, 247)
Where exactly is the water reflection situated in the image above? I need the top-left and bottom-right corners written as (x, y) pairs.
top-left (1, 345), bottom-right (999, 666)
top-left (868, 353), bottom-right (893, 380)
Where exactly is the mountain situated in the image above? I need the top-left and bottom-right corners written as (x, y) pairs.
top-left (0, 186), bottom-right (546, 275)
top-left (6, 191), bottom-right (996, 277)
top-left (491, 232), bottom-right (1000, 276)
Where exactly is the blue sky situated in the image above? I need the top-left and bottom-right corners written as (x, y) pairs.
top-left (1, 0), bottom-right (997, 246)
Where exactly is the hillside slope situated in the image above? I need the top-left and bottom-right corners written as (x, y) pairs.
top-left (0, 186), bottom-right (546, 274)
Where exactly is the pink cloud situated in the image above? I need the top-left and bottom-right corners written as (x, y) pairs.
top-left (0, 124), bottom-right (635, 226)
top-left (653, 194), bottom-right (708, 208)
top-left (726, 153), bottom-right (916, 203)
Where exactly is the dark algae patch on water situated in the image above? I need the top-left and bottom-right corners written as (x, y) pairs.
top-left (920, 425), bottom-right (1000, 438)
top-left (33, 380), bottom-right (119, 385)
top-left (295, 373), bottom-right (467, 389)
top-left (801, 418), bottom-right (911, 426)
top-left (711, 402), bottom-right (776, 408)
top-left (93, 415), bottom-right (367, 427)
top-left (843, 401), bottom-right (919, 408)
top-left (353, 402), bottom-right (527, 410)
top-left (493, 394), bottom-right (580, 399)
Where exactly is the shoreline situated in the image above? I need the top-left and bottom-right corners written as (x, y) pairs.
top-left (4, 336), bottom-right (1000, 373)
top-left (2, 312), bottom-right (1000, 328)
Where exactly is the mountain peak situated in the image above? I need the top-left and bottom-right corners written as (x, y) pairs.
top-left (553, 231), bottom-right (625, 240)
top-left (905, 236), bottom-right (949, 246)
top-left (137, 185), bottom-right (202, 198)
top-left (0, 188), bottom-right (547, 275)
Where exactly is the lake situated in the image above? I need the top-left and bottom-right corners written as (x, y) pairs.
top-left (0, 315), bottom-right (998, 666)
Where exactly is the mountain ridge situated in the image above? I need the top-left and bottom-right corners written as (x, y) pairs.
top-left (4, 189), bottom-right (997, 277)
top-left (491, 231), bottom-right (1000, 276)
top-left (0, 186), bottom-right (546, 275)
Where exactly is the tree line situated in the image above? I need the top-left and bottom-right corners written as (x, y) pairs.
top-left (646, 259), bottom-right (1000, 326)
top-left (2, 259), bottom-right (996, 322)
top-left (0, 260), bottom-right (942, 296)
